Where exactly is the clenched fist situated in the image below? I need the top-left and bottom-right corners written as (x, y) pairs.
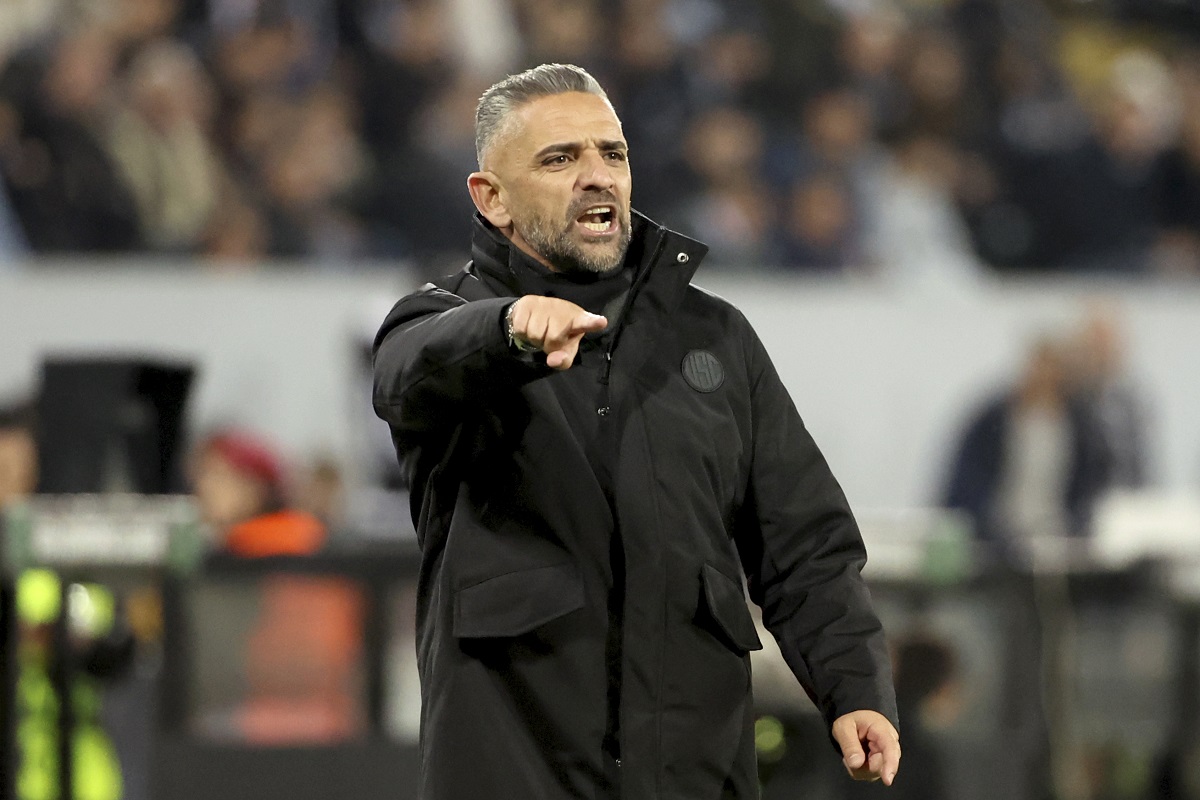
top-left (508, 295), bottom-right (608, 370)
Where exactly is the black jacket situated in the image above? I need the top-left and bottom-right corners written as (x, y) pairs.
top-left (373, 213), bottom-right (897, 800)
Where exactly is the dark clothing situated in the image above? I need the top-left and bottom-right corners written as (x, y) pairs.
top-left (372, 212), bottom-right (896, 799)
top-left (943, 392), bottom-right (1110, 545)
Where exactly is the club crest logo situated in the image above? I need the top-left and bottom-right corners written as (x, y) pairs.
top-left (681, 350), bottom-right (724, 393)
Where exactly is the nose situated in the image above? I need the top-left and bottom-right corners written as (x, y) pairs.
top-left (577, 148), bottom-right (615, 192)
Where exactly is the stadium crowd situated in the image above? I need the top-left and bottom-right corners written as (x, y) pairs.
top-left (1, 0), bottom-right (1200, 279)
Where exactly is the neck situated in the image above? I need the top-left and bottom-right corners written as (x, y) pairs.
top-left (502, 225), bottom-right (558, 272)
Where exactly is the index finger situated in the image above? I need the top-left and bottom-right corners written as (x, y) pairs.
top-left (868, 724), bottom-right (901, 785)
top-left (569, 312), bottom-right (608, 334)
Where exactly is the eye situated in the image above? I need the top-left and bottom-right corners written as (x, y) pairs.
top-left (605, 150), bottom-right (628, 163)
top-left (543, 154), bottom-right (569, 166)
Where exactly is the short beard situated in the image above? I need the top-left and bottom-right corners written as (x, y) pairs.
top-left (515, 198), bottom-right (632, 276)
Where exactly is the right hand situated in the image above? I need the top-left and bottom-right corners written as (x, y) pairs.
top-left (508, 295), bottom-right (608, 370)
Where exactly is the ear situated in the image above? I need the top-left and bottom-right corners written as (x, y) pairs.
top-left (467, 172), bottom-right (512, 229)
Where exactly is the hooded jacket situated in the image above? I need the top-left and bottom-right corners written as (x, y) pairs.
top-left (372, 213), bottom-right (897, 800)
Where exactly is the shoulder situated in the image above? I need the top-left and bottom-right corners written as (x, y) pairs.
top-left (680, 284), bottom-right (755, 334)
top-left (373, 264), bottom-right (485, 351)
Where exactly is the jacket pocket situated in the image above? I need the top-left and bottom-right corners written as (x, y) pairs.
top-left (699, 563), bottom-right (763, 654)
top-left (452, 562), bottom-right (585, 638)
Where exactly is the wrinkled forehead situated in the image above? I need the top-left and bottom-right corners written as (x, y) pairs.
top-left (496, 92), bottom-right (625, 163)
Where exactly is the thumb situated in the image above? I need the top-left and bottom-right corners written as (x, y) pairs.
top-left (569, 312), bottom-right (608, 334)
top-left (832, 718), bottom-right (866, 769)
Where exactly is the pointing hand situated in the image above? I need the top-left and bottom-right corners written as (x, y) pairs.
top-left (508, 295), bottom-right (608, 370)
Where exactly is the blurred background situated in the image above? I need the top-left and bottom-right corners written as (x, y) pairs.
top-left (1, 0), bottom-right (1200, 798)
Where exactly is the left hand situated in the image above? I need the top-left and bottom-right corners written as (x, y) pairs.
top-left (831, 709), bottom-right (901, 786)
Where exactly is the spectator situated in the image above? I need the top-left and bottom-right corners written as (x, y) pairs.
top-left (0, 0), bottom-right (1195, 271)
top-left (1057, 51), bottom-right (1177, 274)
top-left (776, 172), bottom-right (858, 272)
top-left (942, 337), bottom-right (1110, 559)
top-left (352, 0), bottom-right (455, 164)
top-left (1, 30), bottom-right (140, 252)
top-left (259, 85), bottom-right (369, 259)
top-left (358, 73), bottom-right (482, 268)
top-left (864, 130), bottom-right (985, 290)
top-left (896, 26), bottom-right (979, 143)
top-left (0, 399), bottom-right (36, 509)
top-left (1154, 48), bottom-right (1200, 277)
top-left (1067, 303), bottom-right (1151, 489)
top-left (191, 429), bottom-right (326, 556)
top-left (293, 455), bottom-right (346, 531)
top-left (674, 106), bottom-right (777, 265)
top-left (837, 6), bottom-right (907, 136)
top-left (105, 38), bottom-right (224, 252)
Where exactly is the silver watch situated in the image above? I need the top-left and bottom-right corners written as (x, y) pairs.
top-left (505, 301), bottom-right (539, 353)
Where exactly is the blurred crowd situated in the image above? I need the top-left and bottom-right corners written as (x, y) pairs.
top-left (1, 0), bottom-right (1199, 278)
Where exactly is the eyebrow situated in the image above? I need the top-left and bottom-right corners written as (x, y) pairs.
top-left (533, 139), bottom-right (629, 160)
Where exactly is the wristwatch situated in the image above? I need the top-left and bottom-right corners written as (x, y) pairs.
top-left (505, 301), bottom-right (539, 353)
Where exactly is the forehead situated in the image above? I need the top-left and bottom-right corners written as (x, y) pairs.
top-left (507, 92), bottom-right (624, 154)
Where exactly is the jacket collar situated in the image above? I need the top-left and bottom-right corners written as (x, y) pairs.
top-left (468, 211), bottom-right (709, 314)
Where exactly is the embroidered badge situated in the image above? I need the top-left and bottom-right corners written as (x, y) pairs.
top-left (681, 350), bottom-right (724, 393)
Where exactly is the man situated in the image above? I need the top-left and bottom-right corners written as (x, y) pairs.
top-left (373, 63), bottom-right (899, 799)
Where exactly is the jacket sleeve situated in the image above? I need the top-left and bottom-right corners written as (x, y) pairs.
top-left (733, 327), bottom-right (898, 733)
top-left (371, 284), bottom-right (550, 442)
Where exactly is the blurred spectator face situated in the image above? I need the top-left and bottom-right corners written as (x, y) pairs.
top-left (1019, 340), bottom-right (1067, 405)
top-left (217, 22), bottom-right (311, 95)
top-left (113, 0), bottom-right (181, 46)
top-left (804, 89), bottom-right (872, 166)
top-left (382, 0), bottom-right (448, 64)
top-left (788, 175), bottom-right (853, 252)
top-left (472, 91), bottom-right (632, 276)
top-left (699, 30), bottom-right (770, 94)
top-left (896, 133), bottom-right (961, 191)
top-left (1071, 305), bottom-right (1125, 387)
top-left (44, 31), bottom-right (117, 117)
top-left (128, 40), bottom-right (214, 133)
top-left (684, 107), bottom-right (764, 186)
top-left (295, 457), bottom-right (344, 527)
top-left (265, 87), bottom-right (363, 210)
top-left (231, 92), bottom-right (297, 168)
top-left (203, 199), bottom-right (269, 262)
top-left (690, 179), bottom-right (773, 260)
top-left (0, 426), bottom-right (37, 508)
top-left (192, 433), bottom-right (282, 529)
top-left (617, 1), bottom-right (679, 71)
top-left (840, 9), bottom-right (905, 80)
top-left (903, 29), bottom-right (966, 111)
top-left (414, 76), bottom-right (488, 162)
top-left (522, 0), bottom-right (601, 63)
top-left (1099, 52), bottom-right (1178, 162)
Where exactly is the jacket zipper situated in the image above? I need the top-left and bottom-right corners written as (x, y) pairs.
top-left (596, 234), bottom-right (669, 417)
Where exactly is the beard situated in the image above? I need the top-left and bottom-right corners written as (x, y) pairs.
top-left (513, 194), bottom-right (632, 276)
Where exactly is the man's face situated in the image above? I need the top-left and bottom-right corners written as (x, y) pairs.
top-left (478, 92), bottom-right (633, 275)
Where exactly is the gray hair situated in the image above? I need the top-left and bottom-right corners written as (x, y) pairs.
top-left (474, 63), bottom-right (610, 168)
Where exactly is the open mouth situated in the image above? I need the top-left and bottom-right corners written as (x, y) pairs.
top-left (576, 205), bottom-right (617, 235)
